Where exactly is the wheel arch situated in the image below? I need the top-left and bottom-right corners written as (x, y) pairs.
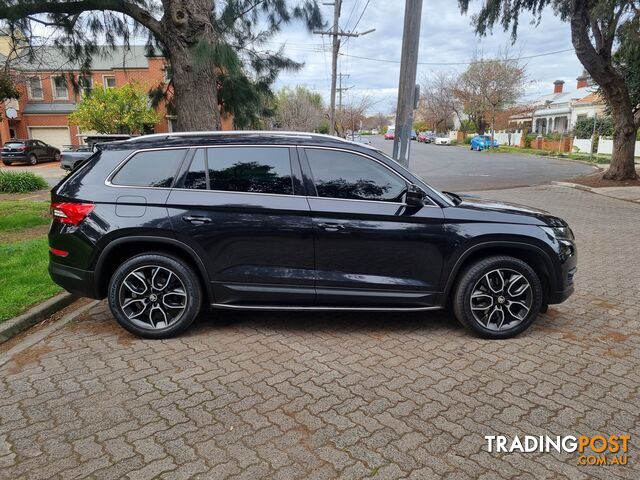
top-left (443, 241), bottom-right (557, 304)
top-left (94, 236), bottom-right (213, 302)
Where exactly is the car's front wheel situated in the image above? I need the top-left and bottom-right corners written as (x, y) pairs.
top-left (453, 256), bottom-right (543, 339)
top-left (108, 253), bottom-right (203, 339)
top-left (2, 160), bottom-right (11, 166)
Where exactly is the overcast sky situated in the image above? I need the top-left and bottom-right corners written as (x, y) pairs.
top-left (269, 0), bottom-right (585, 114)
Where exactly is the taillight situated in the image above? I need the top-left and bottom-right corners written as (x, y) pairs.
top-left (51, 202), bottom-right (95, 225)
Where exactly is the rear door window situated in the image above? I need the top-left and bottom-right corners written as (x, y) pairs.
top-left (111, 149), bottom-right (187, 187)
top-left (182, 147), bottom-right (294, 195)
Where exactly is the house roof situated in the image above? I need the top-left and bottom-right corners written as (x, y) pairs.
top-left (12, 45), bottom-right (162, 72)
top-left (575, 92), bottom-right (604, 105)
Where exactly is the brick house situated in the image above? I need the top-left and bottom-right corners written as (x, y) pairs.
top-left (0, 44), bottom-right (232, 148)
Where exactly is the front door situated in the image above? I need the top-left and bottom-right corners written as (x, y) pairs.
top-left (300, 147), bottom-right (446, 307)
top-left (167, 146), bottom-right (315, 306)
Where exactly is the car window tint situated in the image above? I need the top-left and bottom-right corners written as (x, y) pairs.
top-left (184, 149), bottom-right (207, 190)
top-left (206, 147), bottom-right (293, 195)
top-left (111, 149), bottom-right (186, 187)
top-left (305, 148), bottom-right (407, 202)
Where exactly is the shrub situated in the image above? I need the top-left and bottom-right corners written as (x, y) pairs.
top-left (463, 136), bottom-right (472, 145)
top-left (0, 171), bottom-right (48, 193)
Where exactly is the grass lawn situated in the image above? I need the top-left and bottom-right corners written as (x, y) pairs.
top-left (495, 146), bottom-right (614, 164)
top-left (0, 201), bottom-right (62, 322)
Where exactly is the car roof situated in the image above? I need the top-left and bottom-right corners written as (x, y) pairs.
top-left (100, 130), bottom-right (355, 151)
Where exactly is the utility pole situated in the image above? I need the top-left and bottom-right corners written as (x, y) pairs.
top-left (392, 0), bottom-right (423, 167)
top-left (314, 2), bottom-right (374, 136)
top-left (337, 73), bottom-right (351, 113)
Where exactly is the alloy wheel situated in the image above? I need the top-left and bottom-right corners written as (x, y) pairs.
top-left (118, 265), bottom-right (187, 330)
top-left (469, 268), bottom-right (533, 331)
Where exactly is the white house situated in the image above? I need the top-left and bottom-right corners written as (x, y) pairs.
top-left (530, 72), bottom-right (605, 134)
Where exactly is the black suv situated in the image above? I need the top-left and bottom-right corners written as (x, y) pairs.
top-left (2, 139), bottom-right (61, 165)
top-left (48, 132), bottom-right (577, 339)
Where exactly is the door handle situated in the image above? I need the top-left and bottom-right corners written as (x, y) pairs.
top-left (182, 215), bottom-right (212, 224)
top-left (317, 222), bottom-right (345, 232)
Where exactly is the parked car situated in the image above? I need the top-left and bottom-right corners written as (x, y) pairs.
top-left (61, 134), bottom-right (132, 170)
top-left (1, 139), bottom-right (60, 165)
top-left (434, 134), bottom-right (451, 145)
top-left (417, 132), bottom-right (435, 143)
top-left (49, 131), bottom-right (577, 340)
top-left (411, 130), bottom-right (417, 141)
top-left (371, 128), bottom-right (379, 135)
top-left (470, 135), bottom-right (499, 151)
top-left (384, 128), bottom-right (395, 140)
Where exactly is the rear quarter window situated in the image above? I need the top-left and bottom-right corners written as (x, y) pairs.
top-left (110, 149), bottom-right (187, 188)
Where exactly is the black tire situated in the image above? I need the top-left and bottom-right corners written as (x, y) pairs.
top-left (54, 151), bottom-right (61, 161)
top-left (452, 255), bottom-right (543, 339)
top-left (108, 253), bottom-right (203, 339)
top-left (2, 160), bottom-right (11, 166)
top-left (28, 153), bottom-right (37, 165)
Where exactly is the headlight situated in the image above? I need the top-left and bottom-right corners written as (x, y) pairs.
top-left (540, 226), bottom-right (574, 241)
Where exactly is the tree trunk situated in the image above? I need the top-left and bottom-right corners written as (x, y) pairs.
top-left (603, 100), bottom-right (637, 180)
top-left (160, 0), bottom-right (223, 132)
top-left (569, 3), bottom-right (637, 181)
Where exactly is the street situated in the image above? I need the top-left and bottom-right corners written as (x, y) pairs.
top-left (369, 136), bottom-right (597, 192)
top-left (1, 138), bottom-right (598, 192)
top-left (1, 184), bottom-right (638, 479)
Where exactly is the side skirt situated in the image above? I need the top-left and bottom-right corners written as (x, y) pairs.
top-left (211, 303), bottom-right (444, 312)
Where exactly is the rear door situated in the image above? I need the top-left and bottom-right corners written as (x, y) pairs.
top-left (301, 146), bottom-right (446, 307)
top-left (167, 145), bottom-right (315, 306)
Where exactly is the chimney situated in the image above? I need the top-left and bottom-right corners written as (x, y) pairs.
top-left (553, 80), bottom-right (565, 94)
top-left (576, 70), bottom-right (589, 89)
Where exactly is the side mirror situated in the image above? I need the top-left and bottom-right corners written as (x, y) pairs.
top-left (405, 184), bottom-right (426, 206)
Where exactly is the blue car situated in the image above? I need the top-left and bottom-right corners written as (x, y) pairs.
top-left (470, 135), bottom-right (499, 151)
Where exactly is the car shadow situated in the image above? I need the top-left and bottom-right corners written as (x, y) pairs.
top-left (186, 307), bottom-right (466, 337)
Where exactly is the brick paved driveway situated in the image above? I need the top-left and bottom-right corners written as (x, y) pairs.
top-left (1, 185), bottom-right (639, 479)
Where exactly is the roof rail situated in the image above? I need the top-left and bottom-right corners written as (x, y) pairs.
top-left (126, 130), bottom-right (349, 142)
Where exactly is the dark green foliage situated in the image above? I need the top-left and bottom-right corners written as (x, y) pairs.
top-left (573, 116), bottom-right (614, 139)
top-left (0, 73), bottom-right (20, 103)
top-left (0, 171), bottom-right (48, 193)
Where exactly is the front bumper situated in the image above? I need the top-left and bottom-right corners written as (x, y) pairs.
top-left (49, 261), bottom-right (100, 299)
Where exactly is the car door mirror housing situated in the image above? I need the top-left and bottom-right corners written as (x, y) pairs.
top-left (405, 184), bottom-right (426, 206)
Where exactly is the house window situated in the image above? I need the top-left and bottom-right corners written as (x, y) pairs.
top-left (52, 76), bottom-right (68, 99)
top-left (78, 75), bottom-right (93, 96)
top-left (27, 77), bottom-right (43, 100)
top-left (577, 114), bottom-right (587, 121)
top-left (104, 76), bottom-right (116, 89)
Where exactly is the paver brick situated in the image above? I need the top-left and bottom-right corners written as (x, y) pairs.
top-left (1, 185), bottom-right (639, 479)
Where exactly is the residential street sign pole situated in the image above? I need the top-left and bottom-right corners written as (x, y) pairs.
top-left (392, 0), bottom-right (423, 167)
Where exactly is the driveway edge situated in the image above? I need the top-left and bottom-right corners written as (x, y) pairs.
top-left (0, 299), bottom-right (100, 368)
top-left (0, 292), bottom-right (77, 345)
top-left (551, 181), bottom-right (640, 204)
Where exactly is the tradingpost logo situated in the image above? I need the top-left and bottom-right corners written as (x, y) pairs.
top-left (485, 434), bottom-right (631, 466)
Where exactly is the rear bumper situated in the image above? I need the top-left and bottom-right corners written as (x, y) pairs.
top-left (49, 261), bottom-right (101, 299)
top-left (1, 154), bottom-right (28, 162)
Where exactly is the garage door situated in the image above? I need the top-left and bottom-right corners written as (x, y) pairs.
top-left (28, 127), bottom-right (71, 150)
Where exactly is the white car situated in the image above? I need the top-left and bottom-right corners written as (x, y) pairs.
top-left (434, 135), bottom-right (451, 145)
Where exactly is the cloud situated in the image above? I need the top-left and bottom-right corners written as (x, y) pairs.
top-left (270, 0), bottom-right (584, 113)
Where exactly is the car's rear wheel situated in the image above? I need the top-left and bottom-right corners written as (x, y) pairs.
top-left (108, 253), bottom-right (202, 339)
top-left (28, 153), bottom-right (37, 165)
top-left (453, 256), bottom-right (543, 339)
top-left (54, 152), bottom-right (61, 161)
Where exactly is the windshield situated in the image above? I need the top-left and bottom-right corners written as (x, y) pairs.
top-left (372, 148), bottom-right (454, 206)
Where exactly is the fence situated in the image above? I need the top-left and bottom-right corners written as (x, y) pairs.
top-left (597, 138), bottom-right (640, 156)
top-left (572, 138), bottom-right (592, 154)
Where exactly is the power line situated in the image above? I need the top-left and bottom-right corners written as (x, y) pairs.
top-left (343, 0), bottom-right (371, 48)
top-left (339, 48), bottom-right (575, 65)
